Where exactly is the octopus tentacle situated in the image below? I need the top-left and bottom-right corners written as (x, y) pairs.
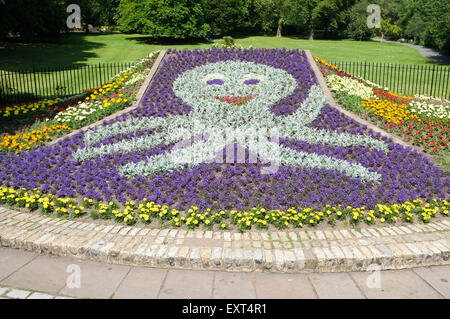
top-left (119, 133), bottom-right (227, 177)
top-left (246, 139), bottom-right (382, 183)
top-left (73, 128), bottom-right (188, 162)
top-left (278, 126), bottom-right (389, 153)
top-left (82, 115), bottom-right (188, 147)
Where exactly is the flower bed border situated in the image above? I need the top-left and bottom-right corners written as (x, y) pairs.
top-left (305, 51), bottom-right (431, 159)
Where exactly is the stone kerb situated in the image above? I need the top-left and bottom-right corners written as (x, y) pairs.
top-left (0, 207), bottom-right (448, 273)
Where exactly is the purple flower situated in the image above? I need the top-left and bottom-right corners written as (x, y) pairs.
top-left (244, 79), bottom-right (260, 85)
top-left (206, 79), bottom-right (224, 85)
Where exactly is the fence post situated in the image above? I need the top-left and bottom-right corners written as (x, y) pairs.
top-left (0, 70), bottom-right (4, 104)
top-left (364, 62), bottom-right (367, 79)
top-left (430, 64), bottom-right (436, 97)
top-left (445, 67), bottom-right (449, 98)
top-left (32, 66), bottom-right (38, 101)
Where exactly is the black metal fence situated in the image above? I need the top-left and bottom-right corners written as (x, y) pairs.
top-left (0, 62), bottom-right (135, 105)
top-left (1, 60), bottom-right (449, 106)
top-left (330, 61), bottom-right (450, 98)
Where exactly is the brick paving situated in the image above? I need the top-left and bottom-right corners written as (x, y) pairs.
top-left (0, 247), bottom-right (448, 299)
top-left (0, 207), bottom-right (449, 273)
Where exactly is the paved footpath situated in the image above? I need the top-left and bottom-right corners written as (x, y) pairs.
top-left (0, 247), bottom-right (448, 299)
top-left (372, 37), bottom-right (450, 64)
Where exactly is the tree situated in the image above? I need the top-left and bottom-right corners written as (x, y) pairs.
top-left (254, 0), bottom-right (303, 37)
top-left (346, 0), bottom-right (373, 40)
top-left (404, 13), bottom-right (427, 43)
top-left (118, 0), bottom-right (210, 39)
top-left (293, 0), bottom-right (319, 40)
top-left (67, 0), bottom-right (98, 32)
top-left (0, 0), bottom-right (67, 41)
top-left (425, 0), bottom-right (450, 53)
top-left (312, 0), bottom-right (340, 37)
top-left (378, 19), bottom-right (402, 40)
top-left (311, 0), bottom-right (356, 38)
top-left (66, 0), bottom-right (120, 32)
top-left (91, 0), bottom-right (120, 26)
top-left (201, 0), bottom-right (248, 36)
top-left (373, 0), bottom-right (449, 53)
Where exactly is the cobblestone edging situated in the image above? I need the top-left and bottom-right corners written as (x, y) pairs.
top-left (0, 207), bottom-right (448, 273)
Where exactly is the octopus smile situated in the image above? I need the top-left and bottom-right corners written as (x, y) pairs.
top-left (210, 94), bottom-right (259, 105)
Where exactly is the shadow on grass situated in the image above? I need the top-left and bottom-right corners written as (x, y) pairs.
top-left (0, 33), bottom-right (110, 105)
top-left (0, 33), bottom-right (106, 70)
top-left (124, 35), bottom-right (211, 46)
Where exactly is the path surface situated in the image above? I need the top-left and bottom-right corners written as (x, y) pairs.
top-left (0, 247), bottom-right (448, 299)
top-left (372, 38), bottom-right (450, 64)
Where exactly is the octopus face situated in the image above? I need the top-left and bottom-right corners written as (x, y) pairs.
top-left (74, 60), bottom-right (387, 183)
top-left (172, 61), bottom-right (298, 114)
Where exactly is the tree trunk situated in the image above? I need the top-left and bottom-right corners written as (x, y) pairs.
top-left (309, 28), bottom-right (314, 40)
top-left (276, 19), bottom-right (282, 38)
top-left (381, 32), bottom-right (384, 41)
top-left (84, 19), bottom-right (89, 33)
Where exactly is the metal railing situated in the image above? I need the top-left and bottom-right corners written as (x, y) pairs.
top-left (330, 61), bottom-right (450, 98)
top-left (1, 60), bottom-right (449, 106)
top-left (0, 62), bottom-right (135, 105)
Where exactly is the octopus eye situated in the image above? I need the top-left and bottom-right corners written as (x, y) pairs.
top-left (244, 79), bottom-right (260, 85)
top-left (206, 79), bottom-right (224, 85)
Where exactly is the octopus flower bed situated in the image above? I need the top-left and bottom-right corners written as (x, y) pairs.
top-left (0, 49), bottom-right (448, 231)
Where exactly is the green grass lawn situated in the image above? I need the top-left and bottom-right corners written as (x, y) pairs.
top-left (236, 36), bottom-right (439, 65)
top-left (1, 33), bottom-right (448, 104)
top-left (0, 33), bottom-right (211, 69)
top-left (0, 33), bottom-right (440, 69)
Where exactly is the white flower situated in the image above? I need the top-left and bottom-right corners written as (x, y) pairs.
top-left (408, 100), bottom-right (450, 120)
top-left (326, 75), bottom-right (376, 100)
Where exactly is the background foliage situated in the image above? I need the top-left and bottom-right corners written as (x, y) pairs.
top-left (0, 0), bottom-right (448, 53)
